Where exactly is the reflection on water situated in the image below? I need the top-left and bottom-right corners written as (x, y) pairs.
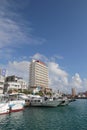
top-left (0, 100), bottom-right (87, 130)
top-left (0, 111), bottom-right (24, 130)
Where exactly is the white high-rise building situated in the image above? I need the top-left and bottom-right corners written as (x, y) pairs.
top-left (29, 60), bottom-right (49, 89)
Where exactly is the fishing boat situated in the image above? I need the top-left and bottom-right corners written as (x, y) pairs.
top-left (60, 97), bottom-right (70, 106)
top-left (0, 94), bottom-right (10, 115)
top-left (60, 97), bottom-right (76, 106)
top-left (7, 93), bottom-right (25, 112)
top-left (0, 93), bottom-right (25, 115)
top-left (30, 96), bottom-right (62, 107)
top-left (8, 100), bottom-right (25, 112)
top-left (0, 102), bottom-right (10, 115)
top-left (18, 93), bottom-right (30, 107)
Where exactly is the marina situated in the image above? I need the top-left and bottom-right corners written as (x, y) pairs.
top-left (0, 0), bottom-right (87, 130)
top-left (0, 93), bottom-right (75, 115)
top-left (0, 60), bottom-right (85, 115)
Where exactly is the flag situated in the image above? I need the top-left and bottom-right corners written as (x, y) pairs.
top-left (2, 69), bottom-right (6, 76)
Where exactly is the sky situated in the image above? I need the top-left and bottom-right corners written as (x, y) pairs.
top-left (0, 0), bottom-right (87, 93)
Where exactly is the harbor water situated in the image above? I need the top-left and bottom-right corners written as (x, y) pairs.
top-left (0, 99), bottom-right (87, 130)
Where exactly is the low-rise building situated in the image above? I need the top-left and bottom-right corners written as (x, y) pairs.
top-left (4, 75), bottom-right (28, 93)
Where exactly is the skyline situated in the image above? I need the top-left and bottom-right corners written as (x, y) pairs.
top-left (0, 0), bottom-right (87, 93)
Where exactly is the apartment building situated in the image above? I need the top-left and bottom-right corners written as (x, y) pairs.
top-left (4, 75), bottom-right (28, 93)
top-left (29, 60), bottom-right (49, 90)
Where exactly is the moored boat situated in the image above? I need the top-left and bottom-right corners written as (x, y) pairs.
top-left (0, 93), bottom-right (25, 115)
top-left (30, 96), bottom-right (62, 107)
top-left (0, 102), bottom-right (10, 115)
top-left (0, 94), bottom-right (10, 115)
top-left (18, 93), bottom-right (30, 107)
top-left (60, 97), bottom-right (70, 106)
top-left (60, 97), bottom-right (76, 106)
top-left (9, 100), bottom-right (25, 112)
top-left (7, 93), bottom-right (25, 112)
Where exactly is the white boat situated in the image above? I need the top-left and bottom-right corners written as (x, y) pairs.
top-left (60, 97), bottom-right (70, 106)
top-left (0, 94), bottom-right (10, 115)
top-left (9, 100), bottom-right (25, 112)
top-left (18, 93), bottom-right (30, 107)
top-left (7, 93), bottom-right (25, 112)
top-left (0, 102), bottom-right (10, 115)
top-left (60, 97), bottom-right (76, 106)
top-left (28, 94), bottom-right (41, 99)
top-left (30, 96), bottom-right (62, 107)
top-left (0, 93), bottom-right (25, 115)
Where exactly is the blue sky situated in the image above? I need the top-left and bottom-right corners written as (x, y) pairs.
top-left (0, 0), bottom-right (87, 93)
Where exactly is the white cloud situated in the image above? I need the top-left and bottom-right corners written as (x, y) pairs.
top-left (0, 48), bottom-right (13, 59)
top-left (83, 79), bottom-right (87, 90)
top-left (6, 61), bottom-right (30, 82)
top-left (48, 62), bottom-right (69, 92)
top-left (0, 0), bottom-right (46, 59)
top-left (30, 53), bottom-right (63, 63)
top-left (1, 53), bottom-right (87, 93)
top-left (70, 73), bottom-right (87, 92)
top-left (50, 55), bottom-right (63, 62)
top-left (71, 73), bottom-right (82, 88)
top-left (0, 14), bottom-right (45, 48)
top-left (30, 53), bottom-right (48, 62)
top-left (4, 58), bottom-right (69, 92)
top-left (29, 53), bottom-right (87, 93)
top-left (0, 18), bottom-right (27, 48)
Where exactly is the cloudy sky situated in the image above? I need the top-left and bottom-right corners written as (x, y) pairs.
top-left (0, 0), bottom-right (87, 93)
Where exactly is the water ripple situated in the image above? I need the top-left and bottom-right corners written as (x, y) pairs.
top-left (0, 99), bottom-right (87, 130)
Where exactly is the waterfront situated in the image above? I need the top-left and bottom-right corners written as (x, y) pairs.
top-left (0, 99), bottom-right (87, 130)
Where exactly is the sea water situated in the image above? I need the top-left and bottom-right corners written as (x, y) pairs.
top-left (0, 99), bottom-right (87, 130)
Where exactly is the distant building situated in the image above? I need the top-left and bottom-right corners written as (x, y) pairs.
top-left (72, 88), bottom-right (76, 97)
top-left (29, 60), bottom-right (50, 92)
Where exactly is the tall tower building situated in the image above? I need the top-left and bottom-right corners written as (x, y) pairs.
top-left (29, 60), bottom-right (49, 89)
top-left (72, 87), bottom-right (76, 97)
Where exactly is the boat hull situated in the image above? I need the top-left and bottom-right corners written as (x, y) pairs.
top-left (30, 98), bottom-right (62, 107)
top-left (9, 100), bottom-right (25, 113)
top-left (0, 102), bottom-right (10, 115)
